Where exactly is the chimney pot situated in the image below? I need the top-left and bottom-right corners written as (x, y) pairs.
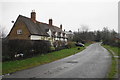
top-left (60, 24), bottom-right (62, 29)
top-left (31, 10), bottom-right (36, 21)
top-left (49, 19), bottom-right (52, 26)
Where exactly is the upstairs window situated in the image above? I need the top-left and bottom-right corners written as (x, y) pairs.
top-left (17, 29), bottom-right (22, 34)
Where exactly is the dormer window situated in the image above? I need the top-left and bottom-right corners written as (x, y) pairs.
top-left (47, 29), bottom-right (52, 37)
top-left (17, 29), bottom-right (22, 34)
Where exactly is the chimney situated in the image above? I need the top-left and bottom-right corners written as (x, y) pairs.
top-left (49, 19), bottom-right (52, 26)
top-left (31, 10), bottom-right (36, 21)
top-left (60, 24), bottom-right (62, 29)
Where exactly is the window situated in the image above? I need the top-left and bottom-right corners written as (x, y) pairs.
top-left (17, 29), bottom-right (22, 34)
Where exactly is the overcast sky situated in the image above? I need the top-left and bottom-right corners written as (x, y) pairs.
top-left (0, 0), bottom-right (119, 35)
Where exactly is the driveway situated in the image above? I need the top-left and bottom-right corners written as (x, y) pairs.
top-left (3, 43), bottom-right (112, 78)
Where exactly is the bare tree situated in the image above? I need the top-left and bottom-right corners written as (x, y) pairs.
top-left (0, 25), bottom-right (7, 38)
top-left (80, 24), bottom-right (89, 32)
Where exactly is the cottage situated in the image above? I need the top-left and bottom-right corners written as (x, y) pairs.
top-left (8, 11), bottom-right (68, 46)
top-left (65, 30), bottom-right (74, 41)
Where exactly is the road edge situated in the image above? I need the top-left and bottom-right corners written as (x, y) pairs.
top-left (103, 46), bottom-right (118, 79)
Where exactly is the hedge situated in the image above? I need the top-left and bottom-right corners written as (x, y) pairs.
top-left (2, 39), bottom-right (51, 61)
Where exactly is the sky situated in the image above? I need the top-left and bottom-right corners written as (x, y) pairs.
top-left (0, 0), bottom-right (119, 35)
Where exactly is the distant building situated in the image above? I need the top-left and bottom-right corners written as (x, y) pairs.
top-left (8, 11), bottom-right (68, 47)
top-left (65, 30), bottom-right (74, 41)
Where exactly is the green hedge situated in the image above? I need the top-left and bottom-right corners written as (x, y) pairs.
top-left (66, 41), bottom-right (76, 48)
top-left (2, 39), bottom-right (51, 61)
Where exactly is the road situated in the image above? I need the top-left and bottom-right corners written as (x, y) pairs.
top-left (3, 43), bottom-right (112, 78)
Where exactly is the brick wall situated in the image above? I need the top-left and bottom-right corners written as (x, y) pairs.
top-left (8, 20), bottom-right (30, 40)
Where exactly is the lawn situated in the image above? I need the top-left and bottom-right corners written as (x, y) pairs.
top-left (2, 43), bottom-right (91, 75)
top-left (103, 45), bottom-right (119, 56)
top-left (103, 45), bottom-right (120, 78)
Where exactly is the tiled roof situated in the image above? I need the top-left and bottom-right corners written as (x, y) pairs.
top-left (16, 15), bottom-right (64, 37)
top-left (37, 21), bottom-right (63, 33)
top-left (17, 15), bottom-right (49, 36)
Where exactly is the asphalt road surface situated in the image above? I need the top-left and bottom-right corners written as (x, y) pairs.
top-left (3, 43), bottom-right (112, 78)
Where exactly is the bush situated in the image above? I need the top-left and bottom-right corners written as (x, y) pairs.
top-left (52, 40), bottom-right (67, 51)
top-left (50, 47), bottom-right (55, 51)
top-left (66, 41), bottom-right (76, 48)
top-left (102, 39), bottom-right (120, 48)
top-left (2, 39), bottom-right (51, 61)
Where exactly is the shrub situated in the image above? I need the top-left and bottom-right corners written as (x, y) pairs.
top-left (50, 47), bottom-right (55, 51)
top-left (52, 40), bottom-right (67, 51)
top-left (66, 41), bottom-right (76, 48)
top-left (2, 39), bottom-right (51, 61)
top-left (102, 39), bottom-right (120, 48)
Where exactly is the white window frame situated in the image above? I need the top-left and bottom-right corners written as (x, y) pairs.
top-left (17, 29), bottom-right (22, 34)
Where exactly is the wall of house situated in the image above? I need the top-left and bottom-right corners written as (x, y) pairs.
top-left (8, 20), bottom-right (30, 40)
top-left (30, 35), bottom-right (50, 41)
top-left (30, 35), bottom-right (42, 40)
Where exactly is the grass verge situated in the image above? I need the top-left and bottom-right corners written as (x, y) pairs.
top-left (103, 45), bottom-right (119, 78)
top-left (2, 43), bottom-right (91, 75)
